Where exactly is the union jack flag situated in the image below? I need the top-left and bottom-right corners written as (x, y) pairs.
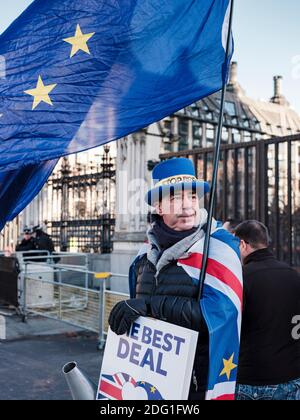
top-left (97, 372), bottom-right (136, 400)
top-left (178, 225), bottom-right (243, 400)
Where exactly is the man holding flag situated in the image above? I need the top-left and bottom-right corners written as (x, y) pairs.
top-left (109, 157), bottom-right (243, 400)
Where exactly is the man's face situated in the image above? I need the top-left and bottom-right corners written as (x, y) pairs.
top-left (155, 190), bottom-right (201, 231)
top-left (24, 232), bottom-right (31, 239)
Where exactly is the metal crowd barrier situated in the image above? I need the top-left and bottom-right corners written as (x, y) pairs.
top-left (22, 272), bottom-right (102, 337)
top-left (14, 251), bottom-right (129, 348)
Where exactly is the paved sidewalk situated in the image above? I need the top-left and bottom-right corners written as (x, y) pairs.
top-left (0, 312), bottom-right (84, 341)
top-left (0, 311), bottom-right (103, 400)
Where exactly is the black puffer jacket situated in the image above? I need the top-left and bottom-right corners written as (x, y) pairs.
top-left (135, 254), bottom-right (209, 400)
top-left (136, 256), bottom-right (204, 330)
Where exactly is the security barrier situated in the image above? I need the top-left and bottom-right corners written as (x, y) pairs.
top-left (23, 276), bottom-right (102, 334)
top-left (16, 253), bottom-right (129, 348)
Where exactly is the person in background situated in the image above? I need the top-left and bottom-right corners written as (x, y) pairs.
top-left (223, 219), bottom-right (241, 234)
top-left (32, 225), bottom-right (58, 263)
top-left (16, 226), bottom-right (36, 253)
top-left (32, 225), bottom-right (55, 254)
top-left (234, 220), bottom-right (300, 400)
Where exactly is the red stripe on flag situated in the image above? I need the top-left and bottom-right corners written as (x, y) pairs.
top-left (178, 253), bottom-right (243, 305)
top-left (212, 394), bottom-right (235, 401)
top-left (100, 380), bottom-right (123, 400)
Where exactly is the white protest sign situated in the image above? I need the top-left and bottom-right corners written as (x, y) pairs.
top-left (97, 317), bottom-right (198, 401)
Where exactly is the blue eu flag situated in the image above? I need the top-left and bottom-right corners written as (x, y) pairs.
top-left (0, 0), bottom-right (233, 229)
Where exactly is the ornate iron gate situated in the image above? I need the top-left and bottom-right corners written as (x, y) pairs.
top-left (160, 134), bottom-right (300, 269)
top-left (46, 146), bottom-right (116, 253)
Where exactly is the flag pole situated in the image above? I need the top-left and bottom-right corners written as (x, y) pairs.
top-left (197, 0), bottom-right (235, 301)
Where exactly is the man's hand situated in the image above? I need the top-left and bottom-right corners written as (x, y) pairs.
top-left (108, 299), bottom-right (148, 335)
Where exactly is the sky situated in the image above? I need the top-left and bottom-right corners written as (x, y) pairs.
top-left (1, 0), bottom-right (300, 113)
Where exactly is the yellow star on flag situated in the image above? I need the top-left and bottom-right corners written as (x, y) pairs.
top-left (219, 353), bottom-right (237, 381)
top-left (24, 76), bottom-right (57, 110)
top-left (150, 386), bottom-right (156, 394)
top-left (63, 24), bottom-right (95, 58)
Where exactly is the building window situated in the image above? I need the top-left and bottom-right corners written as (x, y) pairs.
top-left (222, 127), bottom-right (229, 144)
top-left (163, 120), bottom-right (173, 151)
top-left (244, 131), bottom-right (252, 142)
top-left (163, 140), bottom-right (172, 152)
top-left (206, 124), bottom-right (215, 146)
top-left (253, 119), bottom-right (261, 130)
top-left (163, 120), bottom-right (172, 136)
top-left (193, 122), bottom-right (202, 138)
top-left (178, 121), bottom-right (189, 151)
top-left (189, 105), bottom-right (200, 118)
top-left (243, 118), bottom-right (250, 128)
top-left (216, 99), bottom-right (236, 117)
top-left (206, 111), bottom-right (213, 120)
top-left (232, 129), bottom-right (241, 143)
top-left (240, 105), bottom-right (251, 128)
top-left (231, 116), bottom-right (238, 126)
top-left (193, 122), bottom-right (202, 149)
top-left (224, 101), bottom-right (236, 116)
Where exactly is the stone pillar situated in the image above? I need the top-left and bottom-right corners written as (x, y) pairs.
top-left (110, 127), bottom-right (162, 293)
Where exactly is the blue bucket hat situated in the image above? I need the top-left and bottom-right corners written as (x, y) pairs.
top-left (146, 158), bottom-right (210, 206)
